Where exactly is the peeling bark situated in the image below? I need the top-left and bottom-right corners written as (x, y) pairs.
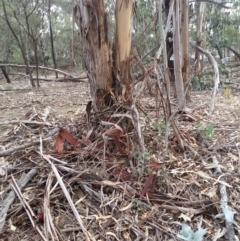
top-left (113, 0), bottom-right (135, 102)
top-left (75, 1), bottom-right (112, 111)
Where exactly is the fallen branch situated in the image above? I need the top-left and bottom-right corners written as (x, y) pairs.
top-left (0, 168), bottom-right (38, 232)
top-left (0, 63), bottom-right (75, 78)
top-left (32, 77), bottom-right (88, 82)
top-left (42, 154), bottom-right (95, 241)
top-left (10, 173), bottom-right (47, 241)
top-left (0, 120), bottom-right (52, 126)
top-left (0, 137), bottom-right (52, 157)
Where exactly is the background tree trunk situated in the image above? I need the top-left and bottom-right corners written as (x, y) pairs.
top-left (173, 0), bottom-right (184, 108)
top-left (194, 2), bottom-right (205, 72)
top-left (181, 0), bottom-right (190, 101)
top-left (1, 66), bottom-right (11, 83)
top-left (164, 0), bottom-right (174, 81)
top-left (48, 0), bottom-right (58, 79)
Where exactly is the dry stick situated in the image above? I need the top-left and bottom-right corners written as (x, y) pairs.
top-left (0, 168), bottom-right (38, 233)
top-left (131, 103), bottom-right (146, 153)
top-left (0, 120), bottom-right (52, 126)
top-left (0, 137), bottom-right (52, 157)
top-left (44, 172), bottom-right (59, 241)
top-left (56, 165), bottom-right (209, 221)
top-left (32, 77), bottom-right (88, 82)
top-left (10, 174), bottom-right (47, 241)
top-left (41, 154), bottom-right (95, 241)
top-left (0, 63), bottom-right (75, 78)
top-left (190, 42), bottom-right (220, 114)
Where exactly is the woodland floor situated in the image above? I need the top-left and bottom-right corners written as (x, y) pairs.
top-left (0, 74), bottom-right (240, 241)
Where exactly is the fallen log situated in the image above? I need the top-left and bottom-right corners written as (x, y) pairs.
top-left (32, 77), bottom-right (88, 82)
top-left (0, 63), bottom-right (75, 78)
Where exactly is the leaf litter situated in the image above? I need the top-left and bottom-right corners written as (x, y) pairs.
top-left (0, 79), bottom-right (240, 241)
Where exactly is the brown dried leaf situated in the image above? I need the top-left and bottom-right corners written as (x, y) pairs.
top-left (105, 128), bottom-right (122, 137)
top-left (59, 128), bottom-right (78, 148)
top-left (54, 134), bottom-right (64, 152)
top-left (140, 172), bottom-right (155, 199)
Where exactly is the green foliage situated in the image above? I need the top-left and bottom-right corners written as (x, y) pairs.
top-left (177, 223), bottom-right (207, 241)
top-left (152, 118), bottom-right (165, 135)
top-left (132, 198), bottom-right (144, 211)
top-left (191, 72), bottom-right (212, 90)
top-left (197, 123), bottom-right (214, 139)
top-left (136, 151), bottom-right (150, 164)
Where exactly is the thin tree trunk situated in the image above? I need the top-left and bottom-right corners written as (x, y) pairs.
top-left (71, 0), bottom-right (76, 67)
top-left (164, 0), bottom-right (174, 80)
top-left (215, 44), bottom-right (223, 60)
top-left (1, 67), bottom-right (11, 83)
top-left (22, 30), bottom-right (35, 86)
top-left (181, 0), bottom-right (190, 102)
top-left (173, 0), bottom-right (184, 108)
top-left (194, 2), bottom-right (205, 72)
top-left (34, 40), bottom-right (40, 87)
top-left (48, 0), bottom-right (58, 79)
top-left (39, 39), bottom-right (48, 78)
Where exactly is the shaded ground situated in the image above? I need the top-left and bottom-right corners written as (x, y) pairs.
top-left (0, 75), bottom-right (240, 241)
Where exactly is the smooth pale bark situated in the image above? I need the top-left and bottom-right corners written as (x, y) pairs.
top-left (173, 0), bottom-right (184, 108)
top-left (195, 2), bottom-right (205, 72)
top-left (113, 0), bottom-right (135, 101)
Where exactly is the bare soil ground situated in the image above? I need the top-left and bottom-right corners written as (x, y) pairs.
top-left (0, 76), bottom-right (240, 241)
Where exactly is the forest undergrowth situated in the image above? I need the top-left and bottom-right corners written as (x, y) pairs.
top-left (0, 79), bottom-right (239, 241)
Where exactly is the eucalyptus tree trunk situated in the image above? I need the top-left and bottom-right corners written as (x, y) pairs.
top-left (164, 0), bottom-right (174, 81)
top-left (194, 2), bottom-right (205, 72)
top-left (48, 0), bottom-right (58, 79)
top-left (71, 0), bottom-right (76, 67)
top-left (33, 40), bottom-right (40, 87)
top-left (181, 0), bottom-right (190, 101)
top-left (113, 0), bottom-right (134, 102)
top-left (75, 0), bottom-right (135, 111)
top-left (173, 0), bottom-right (184, 108)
